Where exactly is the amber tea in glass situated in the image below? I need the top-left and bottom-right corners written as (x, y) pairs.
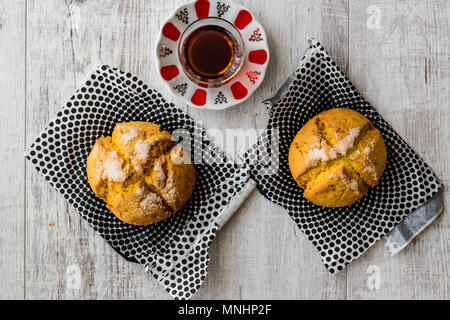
top-left (179, 18), bottom-right (245, 87)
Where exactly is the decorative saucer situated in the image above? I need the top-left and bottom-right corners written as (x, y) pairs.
top-left (155, 0), bottom-right (270, 110)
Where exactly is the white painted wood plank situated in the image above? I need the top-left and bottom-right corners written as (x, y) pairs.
top-left (346, 0), bottom-right (449, 299)
top-left (0, 0), bottom-right (26, 300)
top-left (193, 0), bottom-right (349, 299)
top-left (25, 0), bottom-right (182, 299)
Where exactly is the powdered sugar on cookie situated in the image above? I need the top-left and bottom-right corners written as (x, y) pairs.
top-left (351, 140), bottom-right (378, 181)
top-left (101, 151), bottom-right (129, 182)
top-left (135, 187), bottom-right (145, 196)
top-left (365, 163), bottom-right (378, 181)
top-left (307, 147), bottom-right (329, 163)
top-left (163, 187), bottom-right (180, 208)
top-left (329, 170), bottom-right (359, 192)
top-left (331, 127), bottom-right (361, 157)
top-left (152, 159), bottom-right (167, 189)
top-left (306, 127), bottom-right (361, 165)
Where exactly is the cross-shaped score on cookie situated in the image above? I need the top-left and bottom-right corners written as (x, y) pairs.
top-left (288, 108), bottom-right (387, 208)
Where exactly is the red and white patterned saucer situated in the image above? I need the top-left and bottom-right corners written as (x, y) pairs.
top-left (155, 0), bottom-right (270, 110)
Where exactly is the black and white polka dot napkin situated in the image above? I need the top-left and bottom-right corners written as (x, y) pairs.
top-left (25, 65), bottom-right (256, 300)
top-left (245, 38), bottom-right (443, 273)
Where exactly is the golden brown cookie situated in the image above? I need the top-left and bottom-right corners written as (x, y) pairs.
top-left (288, 108), bottom-right (387, 207)
top-left (87, 122), bottom-right (195, 225)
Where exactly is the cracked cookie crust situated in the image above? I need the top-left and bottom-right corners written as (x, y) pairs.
top-left (87, 121), bottom-right (196, 225)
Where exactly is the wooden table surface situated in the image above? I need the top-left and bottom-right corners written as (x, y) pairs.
top-left (0, 0), bottom-right (448, 300)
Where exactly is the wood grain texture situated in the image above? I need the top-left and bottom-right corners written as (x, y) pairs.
top-left (0, 0), bottom-right (26, 300)
top-left (0, 0), bottom-right (448, 299)
top-left (193, 0), bottom-right (349, 299)
top-left (25, 0), bottom-right (174, 299)
top-left (346, 0), bottom-right (449, 299)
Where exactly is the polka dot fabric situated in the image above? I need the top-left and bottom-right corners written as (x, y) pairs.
top-left (25, 65), bottom-right (254, 300)
top-left (246, 38), bottom-right (443, 273)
